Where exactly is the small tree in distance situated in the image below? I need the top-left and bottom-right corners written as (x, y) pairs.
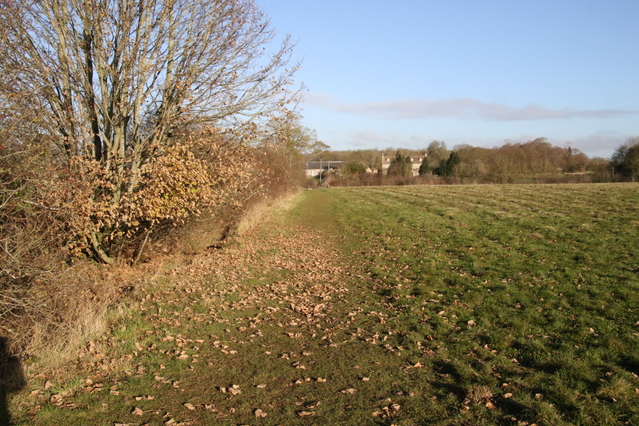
top-left (387, 152), bottom-right (412, 177)
top-left (343, 162), bottom-right (368, 175)
top-left (418, 158), bottom-right (431, 176)
top-left (436, 151), bottom-right (460, 177)
top-left (612, 137), bottom-right (639, 181)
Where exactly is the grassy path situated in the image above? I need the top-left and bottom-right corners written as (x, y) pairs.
top-left (12, 190), bottom-right (432, 425)
top-left (10, 184), bottom-right (639, 425)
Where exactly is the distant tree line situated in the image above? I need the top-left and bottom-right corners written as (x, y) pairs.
top-left (308, 137), bottom-right (639, 186)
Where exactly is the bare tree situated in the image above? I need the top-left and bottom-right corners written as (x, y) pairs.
top-left (0, 0), bottom-right (298, 262)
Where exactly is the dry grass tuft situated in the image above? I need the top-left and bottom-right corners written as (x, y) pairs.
top-left (236, 192), bottom-right (299, 236)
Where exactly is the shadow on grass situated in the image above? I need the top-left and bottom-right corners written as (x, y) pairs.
top-left (496, 397), bottom-right (533, 423)
top-left (431, 360), bottom-right (467, 402)
top-left (618, 354), bottom-right (639, 376)
top-left (1, 337), bottom-right (26, 426)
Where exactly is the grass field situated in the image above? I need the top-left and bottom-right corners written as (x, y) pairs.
top-left (322, 183), bottom-right (639, 425)
top-left (10, 183), bottom-right (639, 425)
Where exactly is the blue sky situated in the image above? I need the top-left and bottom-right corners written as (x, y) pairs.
top-left (260, 0), bottom-right (638, 158)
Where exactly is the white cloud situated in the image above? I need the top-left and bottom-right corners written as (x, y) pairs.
top-left (304, 93), bottom-right (638, 122)
top-left (570, 131), bottom-right (630, 158)
top-left (346, 130), bottom-right (401, 147)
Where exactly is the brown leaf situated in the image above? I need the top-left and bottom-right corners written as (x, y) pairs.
top-left (131, 407), bottom-right (144, 416)
top-left (297, 411), bottom-right (315, 417)
top-left (229, 384), bottom-right (241, 395)
top-left (254, 408), bottom-right (267, 418)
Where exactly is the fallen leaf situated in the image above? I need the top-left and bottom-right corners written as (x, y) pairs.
top-left (183, 402), bottom-right (196, 411)
top-left (50, 394), bottom-right (62, 405)
top-left (340, 388), bottom-right (357, 394)
top-left (297, 411), bottom-right (315, 417)
top-left (254, 408), bottom-right (267, 418)
top-left (131, 407), bottom-right (144, 416)
top-left (154, 375), bottom-right (169, 383)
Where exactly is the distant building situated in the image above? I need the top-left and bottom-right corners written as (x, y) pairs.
top-left (305, 160), bottom-right (345, 177)
top-left (381, 154), bottom-right (426, 177)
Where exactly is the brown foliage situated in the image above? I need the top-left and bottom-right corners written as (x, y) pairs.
top-left (0, 122), bottom-right (300, 359)
top-left (0, 0), bottom-right (307, 364)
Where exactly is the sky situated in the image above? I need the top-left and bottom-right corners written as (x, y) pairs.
top-left (258, 0), bottom-right (639, 158)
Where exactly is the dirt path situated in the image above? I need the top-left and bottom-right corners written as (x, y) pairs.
top-left (12, 194), bottom-right (415, 425)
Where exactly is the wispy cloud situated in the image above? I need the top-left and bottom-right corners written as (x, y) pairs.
top-left (304, 93), bottom-right (638, 121)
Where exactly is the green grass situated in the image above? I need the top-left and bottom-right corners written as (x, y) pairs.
top-left (325, 183), bottom-right (639, 425)
top-left (10, 183), bottom-right (639, 425)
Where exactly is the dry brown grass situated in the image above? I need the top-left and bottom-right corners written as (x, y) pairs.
top-left (235, 192), bottom-right (299, 236)
top-left (1, 263), bottom-right (120, 363)
top-left (3, 190), bottom-right (298, 367)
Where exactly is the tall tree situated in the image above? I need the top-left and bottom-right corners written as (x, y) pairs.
top-left (426, 140), bottom-right (448, 169)
top-left (0, 0), bottom-right (299, 262)
top-left (264, 111), bottom-right (327, 166)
